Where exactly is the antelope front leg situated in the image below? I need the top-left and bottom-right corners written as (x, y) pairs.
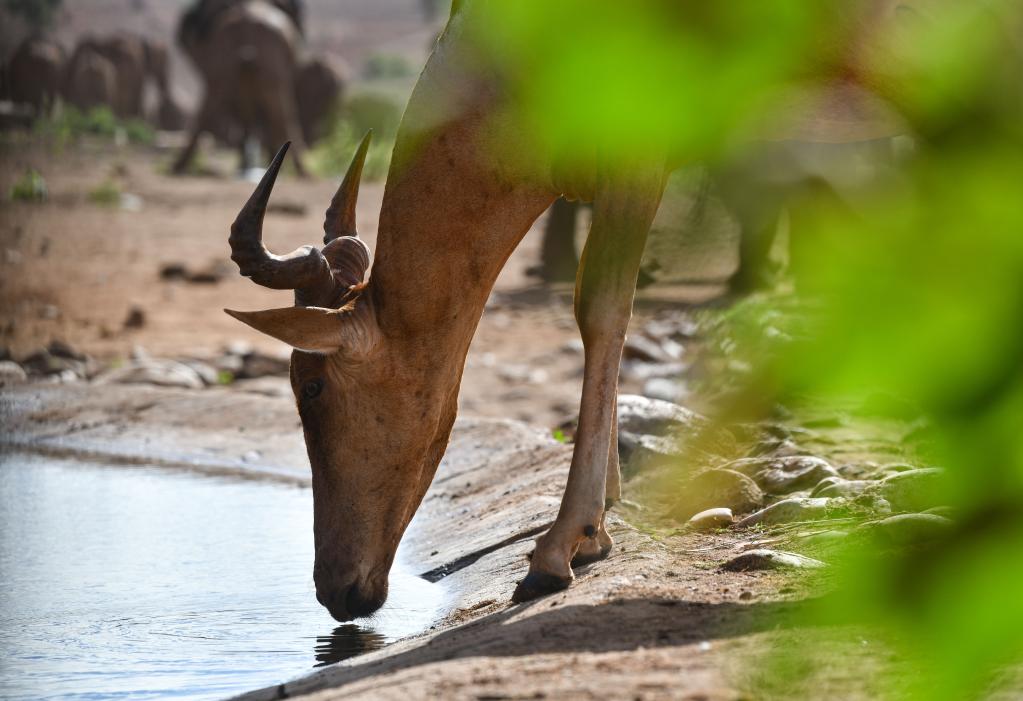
top-left (513, 162), bottom-right (665, 602)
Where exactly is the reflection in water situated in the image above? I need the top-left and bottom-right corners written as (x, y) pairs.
top-left (314, 625), bottom-right (387, 667)
top-left (0, 454), bottom-right (448, 701)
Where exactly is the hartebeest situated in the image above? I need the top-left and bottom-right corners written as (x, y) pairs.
top-left (226, 0), bottom-right (951, 619)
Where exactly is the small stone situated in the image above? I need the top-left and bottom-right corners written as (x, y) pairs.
top-left (672, 469), bottom-right (763, 521)
top-left (616, 394), bottom-right (707, 435)
top-left (642, 377), bottom-right (688, 403)
top-left (623, 334), bottom-right (675, 363)
top-left (721, 549), bottom-right (825, 572)
top-left (0, 360), bottom-right (28, 386)
top-left (855, 513), bottom-right (953, 546)
top-left (94, 358), bottom-right (204, 390)
top-left (735, 497), bottom-right (831, 528)
top-left (755, 461), bottom-right (839, 494)
top-left (179, 359), bottom-right (220, 386)
top-left (124, 306), bottom-right (146, 329)
top-left (687, 507), bottom-right (734, 531)
top-left (812, 477), bottom-right (872, 499)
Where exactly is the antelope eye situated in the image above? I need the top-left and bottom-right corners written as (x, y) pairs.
top-left (302, 379), bottom-right (324, 400)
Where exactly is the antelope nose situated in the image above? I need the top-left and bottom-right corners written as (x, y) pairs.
top-left (316, 582), bottom-right (386, 622)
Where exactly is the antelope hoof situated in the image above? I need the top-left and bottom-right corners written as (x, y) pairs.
top-left (571, 541), bottom-right (613, 568)
top-left (512, 571), bottom-right (572, 603)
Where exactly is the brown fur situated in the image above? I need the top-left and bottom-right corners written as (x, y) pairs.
top-left (227, 0), bottom-right (967, 619)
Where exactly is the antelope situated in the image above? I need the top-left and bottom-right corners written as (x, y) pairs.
top-left (225, 0), bottom-right (949, 620)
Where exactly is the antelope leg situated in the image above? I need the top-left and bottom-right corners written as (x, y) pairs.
top-left (513, 159), bottom-right (666, 602)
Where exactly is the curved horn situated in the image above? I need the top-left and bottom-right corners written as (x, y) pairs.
top-left (229, 142), bottom-right (335, 297)
top-left (323, 130), bottom-right (372, 244)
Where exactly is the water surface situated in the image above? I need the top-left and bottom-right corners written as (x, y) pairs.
top-left (0, 453), bottom-right (447, 700)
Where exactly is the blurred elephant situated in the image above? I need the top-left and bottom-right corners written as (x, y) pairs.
top-left (62, 43), bottom-right (117, 113)
top-left (174, 0), bottom-right (308, 175)
top-left (4, 35), bottom-right (65, 117)
top-left (64, 34), bottom-right (184, 124)
top-left (295, 56), bottom-right (346, 146)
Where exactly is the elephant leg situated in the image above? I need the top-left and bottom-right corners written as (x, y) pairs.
top-left (513, 159), bottom-right (666, 602)
top-left (173, 92), bottom-right (221, 175)
top-left (261, 85), bottom-right (307, 178)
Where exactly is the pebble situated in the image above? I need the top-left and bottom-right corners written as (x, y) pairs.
top-left (642, 377), bottom-right (689, 404)
top-left (687, 507), bottom-right (734, 531)
top-left (616, 394), bottom-right (707, 436)
top-left (671, 469), bottom-right (763, 521)
top-left (811, 477), bottom-right (872, 499)
top-left (734, 497), bottom-right (831, 528)
top-left (94, 358), bottom-right (205, 390)
top-left (0, 360), bottom-right (28, 386)
top-left (721, 549), bottom-right (825, 572)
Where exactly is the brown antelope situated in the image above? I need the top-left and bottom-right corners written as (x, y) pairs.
top-left (224, 0), bottom-right (970, 619)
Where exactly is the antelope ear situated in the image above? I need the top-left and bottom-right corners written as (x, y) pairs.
top-left (224, 306), bottom-right (346, 354)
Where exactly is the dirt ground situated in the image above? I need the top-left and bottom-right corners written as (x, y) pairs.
top-left (0, 139), bottom-right (731, 429)
top-left (1, 382), bottom-right (899, 701)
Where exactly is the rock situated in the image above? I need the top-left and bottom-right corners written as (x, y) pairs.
top-left (811, 477), bottom-right (872, 498)
top-left (230, 377), bottom-right (291, 397)
top-left (735, 497), bottom-right (832, 528)
top-left (642, 377), bottom-right (688, 403)
top-left (687, 507), bottom-right (734, 531)
top-left (237, 350), bottom-right (291, 379)
top-left (757, 463), bottom-right (839, 494)
top-left (617, 394), bottom-right (707, 436)
top-left (855, 513), bottom-right (953, 545)
top-left (620, 360), bottom-right (687, 382)
top-left (124, 306), bottom-right (146, 329)
top-left (0, 360), bottom-right (28, 386)
top-left (19, 342), bottom-right (92, 379)
top-left (46, 340), bottom-right (86, 361)
top-left (872, 468), bottom-right (944, 512)
top-left (179, 359), bottom-right (220, 386)
top-left (671, 469), bottom-right (763, 521)
top-left (623, 334), bottom-right (678, 363)
top-left (723, 455), bottom-right (838, 494)
top-left (94, 359), bottom-right (204, 390)
top-left (721, 549), bottom-right (825, 572)
top-left (497, 364), bottom-right (548, 384)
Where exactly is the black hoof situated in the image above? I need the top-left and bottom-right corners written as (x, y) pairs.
top-left (511, 571), bottom-right (571, 603)
top-left (570, 543), bottom-right (613, 568)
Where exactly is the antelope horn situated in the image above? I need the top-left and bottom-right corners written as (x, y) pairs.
top-left (323, 130), bottom-right (372, 244)
top-left (229, 142), bottom-right (335, 298)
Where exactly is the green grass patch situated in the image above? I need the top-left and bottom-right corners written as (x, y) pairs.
top-left (88, 179), bottom-right (121, 207)
top-left (8, 169), bottom-right (48, 203)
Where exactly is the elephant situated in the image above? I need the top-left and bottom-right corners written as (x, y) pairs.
top-left (174, 0), bottom-right (308, 175)
top-left (62, 43), bottom-right (117, 113)
top-left (63, 34), bottom-right (184, 125)
top-left (4, 35), bottom-right (65, 117)
top-left (295, 56), bottom-right (346, 146)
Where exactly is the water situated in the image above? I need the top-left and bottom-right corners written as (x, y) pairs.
top-left (0, 454), bottom-right (447, 700)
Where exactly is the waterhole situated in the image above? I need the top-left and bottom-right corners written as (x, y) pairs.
top-left (0, 453), bottom-right (448, 700)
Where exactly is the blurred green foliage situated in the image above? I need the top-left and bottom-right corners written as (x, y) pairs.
top-left (363, 52), bottom-right (416, 80)
top-left (33, 106), bottom-right (154, 147)
top-left (87, 179), bottom-right (120, 207)
top-left (309, 92), bottom-right (402, 181)
top-left (454, 1), bottom-right (1023, 698)
top-left (8, 169), bottom-right (47, 203)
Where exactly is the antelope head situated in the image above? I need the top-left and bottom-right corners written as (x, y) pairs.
top-left (226, 134), bottom-right (434, 621)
